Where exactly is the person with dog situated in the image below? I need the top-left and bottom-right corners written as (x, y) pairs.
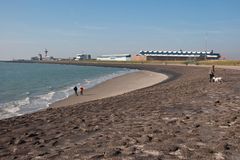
top-left (209, 65), bottom-right (215, 82)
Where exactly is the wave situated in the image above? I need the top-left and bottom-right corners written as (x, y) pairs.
top-left (0, 69), bottom-right (138, 120)
top-left (0, 97), bottom-right (30, 119)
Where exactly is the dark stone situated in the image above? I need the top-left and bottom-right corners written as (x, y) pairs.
top-left (8, 138), bottom-right (15, 145)
top-left (46, 152), bottom-right (59, 158)
top-left (38, 151), bottom-right (49, 156)
top-left (91, 154), bottom-right (104, 159)
top-left (55, 133), bottom-right (64, 138)
top-left (73, 126), bottom-right (79, 129)
top-left (104, 148), bottom-right (122, 157)
top-left (147, 135), bottom-right (153, 142)
top-left (141, 135), bottom-right (153, 143)
top-left (113, 149), bottom-right (121, 156)
top-left (208, 149), bottom-right (215, 154)
top-left (185, 116), bottom-right (190, 119)
top-left (231, 116), bottom-right (237, 121)
top-left (39, 145), bottom-right (45, 148)
top-left (15, 139), bottom-right (26, 145)
top-left (153, 129), bottom-right (161, 133)
top-left (168, 145), bottom-right (179, 152)
top-left (214, 100), bottom-right (221, 105)
top-left (33, 141), bottom-right (41, 145)
top-left (194, 124), bottom-right (200, 128)
top-left (224, 143), bottom-right (231, 150)
top-left (28, 133), bottom-right (38, 137)
top-left (122, 141), bottom-right (127, 146)
top-left (52, 141), bottom-right (58, 146)
top-left (93, 125), bottom-right (100, 131)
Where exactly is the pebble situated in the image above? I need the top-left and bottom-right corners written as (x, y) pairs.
top-left (168, 145), bottom-right (179, 152)
top-left (15, 139), bottom-right (26, 145)
top-left (104, 148), bottom-right (122, 157)
top-left (224, 143), bottom-right (231, 150)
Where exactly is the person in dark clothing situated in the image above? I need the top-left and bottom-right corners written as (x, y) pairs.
top-left (73, 86), bottom-right (78, 96)
top-left (209, 65), bottom-right (215, 82)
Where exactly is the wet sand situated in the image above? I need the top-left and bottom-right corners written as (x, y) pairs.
top-left (51, 70), bottom-right (168, 108)
top-left (0, 64), bottom-right (240, 160)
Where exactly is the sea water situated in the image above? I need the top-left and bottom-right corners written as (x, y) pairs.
top-left (0, 62), bottom-right (136, 119)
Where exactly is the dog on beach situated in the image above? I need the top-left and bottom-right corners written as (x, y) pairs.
top-left (213, 77), bottom-right (223, 83)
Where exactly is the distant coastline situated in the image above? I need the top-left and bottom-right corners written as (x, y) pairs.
top-left (3, 58), bottom-right (240, 66)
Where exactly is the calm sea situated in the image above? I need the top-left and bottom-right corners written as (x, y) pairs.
top-left (0, 62), bottom-right (136, 119)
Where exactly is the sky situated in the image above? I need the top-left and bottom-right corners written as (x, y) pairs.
top-left (0, 0), bottom-right (240, 60)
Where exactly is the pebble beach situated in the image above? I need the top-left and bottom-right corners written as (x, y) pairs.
top-left (0, 63), bottom-right (240, 160)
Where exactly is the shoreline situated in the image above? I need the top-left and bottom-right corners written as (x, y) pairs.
top-left (50, 70), bottom-right (168, 108)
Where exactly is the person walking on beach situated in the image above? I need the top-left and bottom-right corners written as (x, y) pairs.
top-left (80, 86), bottom-right (84, 95)
top-left (74, 86), bottom-right (78, 96)
top-left (209, 65), bottom-right (215, 82)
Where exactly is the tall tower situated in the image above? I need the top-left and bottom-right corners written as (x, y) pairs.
top-left (44, 49), bottom-right (48, 58)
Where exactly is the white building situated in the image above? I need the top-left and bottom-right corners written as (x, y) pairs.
top-left (97, 54), bottom-right (131, 61)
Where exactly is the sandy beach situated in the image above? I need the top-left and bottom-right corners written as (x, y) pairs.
top-left (51, 70), bottom-right (168, 108)
top-left (1, 63), bottom-right (240, 160)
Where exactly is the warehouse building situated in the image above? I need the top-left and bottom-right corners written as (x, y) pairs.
top-left (138, 50), bottom-right (221, 61)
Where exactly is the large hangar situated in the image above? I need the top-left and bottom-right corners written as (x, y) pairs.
top-left (139, 50), bottom-right (221, 61)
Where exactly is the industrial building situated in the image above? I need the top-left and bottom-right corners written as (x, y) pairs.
top-left (138, 50), bottom-right (221, 61)
top-left (75, 54), bottom-right (91, 60)
top-left (31, 49), bottom-right (55, 61)
top-left (97, 54), bottom-right (131, 61)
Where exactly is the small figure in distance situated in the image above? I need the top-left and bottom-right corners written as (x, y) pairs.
top-left (74, 86), bottom-right (78, 96)
top-left (80, 86), bottom-right (84, 95)
top-left (209, 65), bottom-right (215, 82)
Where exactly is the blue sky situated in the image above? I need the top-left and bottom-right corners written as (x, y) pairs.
top-left (0, 0), bottom-right (240, 60)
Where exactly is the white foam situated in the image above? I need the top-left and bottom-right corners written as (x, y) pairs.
top-left (4, 105), bottom-right (21, 113)
top-left (39, 91), bottom-right (55, 101)
top-left (0, 97), bottom-right (30, 119)
top-left (1, 97), bottom-right (30, 112)
top-left (84, 79), bottom-right (91, 85)
top-left (22, 92), bottom-right (30, 96)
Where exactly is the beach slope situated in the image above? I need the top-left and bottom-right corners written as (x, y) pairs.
top-left (51, 70), bottom-right (168, 108)
top-left (0, 64), bottom-right (240, 160)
